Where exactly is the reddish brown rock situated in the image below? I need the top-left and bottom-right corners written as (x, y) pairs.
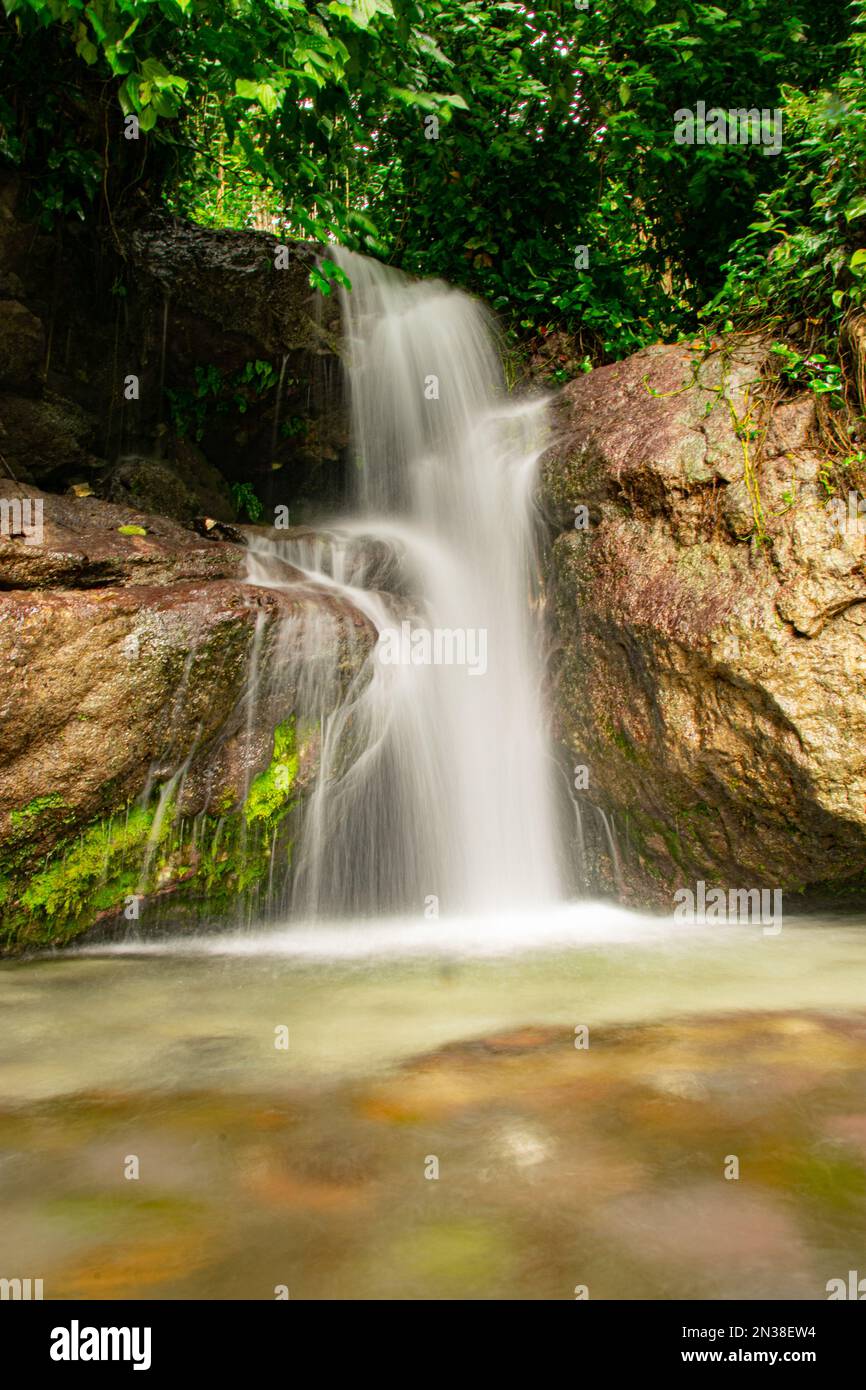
top-left (542, 338), bottom-right (866, 904)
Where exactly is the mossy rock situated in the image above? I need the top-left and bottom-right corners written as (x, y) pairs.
top-left (0, 720), bottom-right (301, 953)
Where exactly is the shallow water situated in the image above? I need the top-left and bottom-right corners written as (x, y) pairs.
top-left (2, 905), bottom-right (866, 1299)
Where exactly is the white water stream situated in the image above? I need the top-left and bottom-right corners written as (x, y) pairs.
top-left (247, 250), bottom-right (563, 920)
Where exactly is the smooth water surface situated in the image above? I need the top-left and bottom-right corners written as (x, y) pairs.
top-left (2, 907), bottom-right (865, 1300)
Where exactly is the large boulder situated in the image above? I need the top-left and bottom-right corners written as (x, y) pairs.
top-left (123, 215), bottom-right (349, 517)
top-left (0, 482), bottom-right (245, 588)
top-left (127, 215), bottom-right (333, 358)
top-left (542, 337), bottom-right (866, 906)
top-left (0, 488), bottom-right (374, 951)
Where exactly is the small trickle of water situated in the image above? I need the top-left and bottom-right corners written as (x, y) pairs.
top-left (247, 251), bottom-right (563, 918)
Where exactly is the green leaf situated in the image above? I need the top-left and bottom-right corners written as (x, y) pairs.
top-left (141, 58), bottom-right (172, 83)
top-left (257, 83), bottom-right (279, 115)
top-left (76, 37), bottom-right (98, 65)
top-left (327, 0), bottom-right (394, 31)
top-left (388, 87), bottom-right (441, 112)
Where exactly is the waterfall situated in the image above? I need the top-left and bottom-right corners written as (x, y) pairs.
top-left (248, 251), bottom-right (563, 919)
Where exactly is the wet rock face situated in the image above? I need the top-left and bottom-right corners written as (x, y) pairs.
top-left (0, 489), bottom-right (374, 951)
top-left (542, 337), bottom-right (866, 906)
top-left (0, 176), bottom-right (348, 523)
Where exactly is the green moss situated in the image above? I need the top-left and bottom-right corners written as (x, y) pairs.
top-left (10, 793), bottom-right (67, 831)
top-left (16, 804), bottom-right (170, 946)
top-left (769, 1151), bottom-right (866, 1217)
top-left (244, 719), bottom-right (298, 828)
top-left (174, 721), bottom-right (300, 913)
top-left (215, 787), bottom-right (239, 816)
top-left (0, 719), bottom-right (302, 952)
top-left (602, 720), bottom-right (642, 765)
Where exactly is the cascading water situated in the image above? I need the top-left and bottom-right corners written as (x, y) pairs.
top-left (247, 250), bottom-right (564, 920)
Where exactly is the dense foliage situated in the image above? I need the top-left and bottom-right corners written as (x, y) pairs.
top-left (370, 0), bottom-right (853, 358)
top-left (0, 0), bottom-right (865, 365)
top-left (707, 6), bottom-right (866, 355)
top-left (0, 0), bottom-right (468, 245)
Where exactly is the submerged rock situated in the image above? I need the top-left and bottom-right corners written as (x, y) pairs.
top-left (542, 337), bottom-right (866, 906)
